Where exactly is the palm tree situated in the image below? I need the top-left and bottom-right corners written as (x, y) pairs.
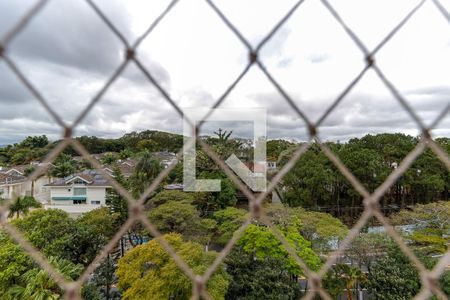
top-left (335, 264), bottom-right (367, 300)
top-left (51, 161), bottom-right (76, 178)
top-left (6, 257), bottom-right (82, 300)
top-left (214, 128), bottom-right (232, 144)
top-left (131, 151), bottom-right (162, 197)
top-left (8, 196), bottom-right (41, 219)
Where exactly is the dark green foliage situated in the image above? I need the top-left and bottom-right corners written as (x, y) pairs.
top-left (83, 256), bottom-right (121, 300)
top-left (266, 139), bottom-right (296, 161)
top-left (225, 248), bottom-right (302, 300)
top-left (130, 151), bottom-right (162, 198)
top-left (196, 172), bottom-right (237, 210)
top-left (148, 201), bottom-right (216, 245)
top-left (281, 133), bottom-right (449, 212)
top-left (283, 148), bottom-right (333, 207)
top-left (0, 232), bottom-right (83, 299)
top-left (50, 153), bottom-right (77, 178)
top-left (119, 130), bottom-right (183, 153)
top-left (212, 207), bottom-right (248, 246)
top-left (106, 166), bottom-right (129, 226)
top-left (150, 190), bottom-right (196, 207)
top-left (100, 152), bottom-right (119, 165)
top-left (12, 209), bottom-right (113, 266)
top-left (8, 196), bottom-right (41, 219)
top-left (323, 264), bottom-right (367, 300)
top-left (366, 246), bottom-right (422, 299)
top-left (19, 135), bottom-right (49, 149)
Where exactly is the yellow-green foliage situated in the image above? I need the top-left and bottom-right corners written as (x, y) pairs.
top-left (116, 233), bottom-right (229, 300)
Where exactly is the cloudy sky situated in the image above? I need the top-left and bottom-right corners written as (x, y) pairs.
top-left (0, 0), bottom-right (449, 144)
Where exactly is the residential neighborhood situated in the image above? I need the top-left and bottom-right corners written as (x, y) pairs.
top-left (0, 150), bottom-right (180, 216)
top-left (0, 132), bottom-right (449, 300)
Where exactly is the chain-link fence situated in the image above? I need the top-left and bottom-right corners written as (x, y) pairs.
top-left (0, 0), bottom-right (450, 299)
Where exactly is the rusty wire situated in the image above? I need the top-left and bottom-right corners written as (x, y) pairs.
top-left (0, 0), bottom-right (449, 299)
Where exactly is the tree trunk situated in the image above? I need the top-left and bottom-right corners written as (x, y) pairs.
top-left (346, 286), bottom-right (353, 300)
top-left (31, 180), bottom-right (35, 198)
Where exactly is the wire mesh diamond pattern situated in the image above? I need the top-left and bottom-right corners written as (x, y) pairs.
top-left (0, 0), bottom-right (449, 299)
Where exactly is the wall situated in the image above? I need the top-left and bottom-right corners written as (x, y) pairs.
top-left (86, 187), bottom-right (107, 205)
top-left (50, 187), bottom-right (73, 205)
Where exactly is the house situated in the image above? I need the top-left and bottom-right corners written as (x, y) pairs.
top-left (151, 151), bottom-right (178, 168)
top-left (1, 164), bottom-right (29, 177)
top-left (0, 173), bottom-right (27, 199)
top-left (44, 170), bottom-right (112, 215)
top-left (103, 158), bottom-right (137, 178)
top-left (0, 162), bottom-right (55, 202)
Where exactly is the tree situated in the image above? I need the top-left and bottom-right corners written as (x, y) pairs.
top-left (106, 166), bottom-right (128, 227)
top-left (83, 256), bottom-right (121, 300)
top-left (323, 264), bottom-right (367, 300)
top-left (196, 172), bottom-right (237, 211)
top-left (150, 190), bottom-right (196, 207)
top-left (20, 135), bottom-right (49, 149)
top-left (266, 139), bottom-right (295, 161)
top-left (212, 207), bottom-right (248, 246)
top-left (225, 248), bottom-right (302, 300)
top-left (77, 207), bottom-right (119, 243)
top-left (367, 249), bottom-right (450, 299)
top-left (148, 201), bottom-right (216, 246)
top-left (282, 150), bottom-right (334, 208)
top-left (6, 257), bottom-right (82, 300)
top-left (367, 245), bottom-right (421, 299)
top-left (346, 233), bottom-right (392, 273)
top-left (0, 231), bottom-right (83, 300)
top-left (0, 231), bottom-right (34, 295)
top-left (12, 209), bottom-right (75, 258)
top-left (50, 154), bottom-right (77, 178)
top-left (390, 202), bottom-right (450, 255)
top-left (130, 151), bottom-right (162, 198)
top-left (136, 139), bottom-right (160, 152)
top-left (8, 196), bottom-right (41, 219)
top-left (237, 224), bottom-right (321, 275)
top-left (263, 204), bottom-right (348, 254)
top-left (12, 209), bottom-right (107, 266)
top-left (100, 152), bottom-right (118, 165)
top-left (116, 233), bottom-right (229, 300)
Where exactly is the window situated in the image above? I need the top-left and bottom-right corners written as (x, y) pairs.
top-left (73, 188), bottom-right (86, 196)
top-left (73, 179), bottom-right (86, 185)
top-left (73, 199), bottom-right (86, 205)
top-left (91, 200), bottom-right (100, 205)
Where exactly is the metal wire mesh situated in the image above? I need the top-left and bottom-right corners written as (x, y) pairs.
top-left (0, 0), bottom-right (449, 299)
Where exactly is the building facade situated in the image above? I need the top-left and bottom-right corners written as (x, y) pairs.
top-left (45, 170), bottom-right (111, 208)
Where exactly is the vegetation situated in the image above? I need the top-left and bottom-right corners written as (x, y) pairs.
top-left (0, 231), bottom-right (83, 300)
top-left (116, 233), bottom-right (229, 300)
top-left (225, 248), bottom-right (302, 300)
top-left (281, 134), bottom-right (449, 223)
top-left (0, 131), bottom-right (448, 299)
top-left (8, 196), bottom-right (41, 219)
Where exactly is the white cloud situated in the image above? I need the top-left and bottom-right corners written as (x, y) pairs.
top-left (0, 0), bottom-right (449, 144)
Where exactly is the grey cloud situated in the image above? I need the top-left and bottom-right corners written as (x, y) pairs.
top-left (5, 0), bottom-right (124, 75)
top-left (0, 63), bottom-right (32, 103)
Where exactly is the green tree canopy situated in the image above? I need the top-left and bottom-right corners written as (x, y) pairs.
top-left (225, 248), bottom-right (302, 300)
top-left (148, 201), bottom-right (216, 245)
top-left (116, 233), bottom-right (229, 300)
top-left (150, 190), bottom-right (196, 207)
top-left (212, 207), bottom-right (248, 246)
top-left (237, 224), bottom-right (321, 275)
